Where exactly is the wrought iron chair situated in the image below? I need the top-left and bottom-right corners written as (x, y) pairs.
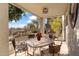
top-left (41, 41), bottom-right (62, 56)
top-left (49, 44), bottom-right (61, 56)
top-left (49, 41), bottom-right (62, 56)
top-left (15, 41), bottom-right (28, 56)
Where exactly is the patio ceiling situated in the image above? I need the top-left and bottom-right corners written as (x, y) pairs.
top-left (14, 3), bottom-right (68, 18)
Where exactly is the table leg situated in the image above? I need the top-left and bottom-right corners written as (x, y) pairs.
top-left (27, 47), bottom-right (28, 56)
top-left (25, 51), bottom-right (26, 56)
top-left (39, 47), bottom-right (42, 56)
top-left (15, 50), bottom-right (17, 56)
top-left (33, 48), bottom-right (36, 56)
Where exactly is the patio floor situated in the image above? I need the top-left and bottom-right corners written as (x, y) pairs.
top-left (10, 41), bottom-right (69, 56)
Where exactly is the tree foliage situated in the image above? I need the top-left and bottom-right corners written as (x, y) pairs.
top-left (49, 16), bottom-right (62, 32)
top-left (27, 23), bottom-right (36, 32)
top-left (9, 4), bottom-right (24, 21)
top-left (26, 20), bottom-right (39, 33)
top-left (32, 20), bottom-right (38, 28)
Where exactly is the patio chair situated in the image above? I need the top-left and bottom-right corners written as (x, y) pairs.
top-left (15, 41), bottom-right (28, 56)
top-left (41, 41), bottom-right (62, 56)
top-left (41, 49), bottom-right (51, 56)
top-left (49, 44), bottom-right (61, 56)
top-left (49, 41), bottom-right (62, 56)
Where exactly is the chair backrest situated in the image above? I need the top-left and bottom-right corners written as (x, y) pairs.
top-left (53, 45), bottom-right (61, 53)
top-left (16, 41), bottom-right (27, 52)
top-left (49, 41), bottom-right (62, 54)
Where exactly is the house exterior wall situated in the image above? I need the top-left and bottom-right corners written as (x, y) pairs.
top-left (0, 3), bottom-right (9, 56)
top-left (66, 4), bottom-right (79, 55)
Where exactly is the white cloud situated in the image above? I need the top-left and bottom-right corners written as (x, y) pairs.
top-left (12, 20), bottom-right (15, 23)
top-left (27, 15), bottom-right (37, 24)
top-left (17, 24), bottom-right (25, 28)
top-left (9, 24), bottom-right (26, 28)
top-left (27, 20), bottom-right (32, 23)
top-left (29, 15), bottom-right (37, 20)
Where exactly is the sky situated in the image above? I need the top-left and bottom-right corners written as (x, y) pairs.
top-left (9, 12), bottom-right (47, 28)
top-left (9, 13), bottom-right (38, 28)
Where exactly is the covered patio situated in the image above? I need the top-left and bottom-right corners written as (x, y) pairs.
top-left (0, 3), bottom-right (79, 56)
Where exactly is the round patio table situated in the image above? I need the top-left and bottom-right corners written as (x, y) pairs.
top-left (25, 37), bottom-right (53, 56)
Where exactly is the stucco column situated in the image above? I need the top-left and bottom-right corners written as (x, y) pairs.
top-left (39, 18), bottom-right (44, 36)
top-left (67, 12), bottom-right (78, 55)
top-left (67, 4), bottom-right (79, 55)
top-left (0, 3), bottom-right (9, 56)
top-left (62, 15), bottom-right (66, 41)
top-left (62, 15), bottom-right (64, 40)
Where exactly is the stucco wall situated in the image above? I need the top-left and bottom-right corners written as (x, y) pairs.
top-left (0, 3), bottom-right (9, 56)
top-left (66, 6), bottom-right (79, 55)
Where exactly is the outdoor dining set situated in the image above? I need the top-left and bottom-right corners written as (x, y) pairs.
top-left (9, 34), bottom-right (62, 56)
top-left (12, 38), bottom-right (62, 56)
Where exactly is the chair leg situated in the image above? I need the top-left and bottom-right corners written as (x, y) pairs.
top-left (15, 50), bottom-right (17, 56)
top-left (58, 52), bottom-right (60, 56)
top-left (41, 51), bottom-right (43, 56)
top-left (33, 48), bottom-right (36, 56)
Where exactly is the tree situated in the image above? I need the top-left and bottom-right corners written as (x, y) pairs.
top-left (32, 20), bottom-right (38, 28)
top-left (9, 4), bottom-right (25, 21)
top-left (27, 20), bottom-right (39, 33)
top-left (49, 16), bottom-right (62, 37)
top-left (27, 23), bottom-right (36, 32)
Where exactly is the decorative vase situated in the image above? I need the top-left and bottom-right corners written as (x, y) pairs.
top-left (37, 37), bottom-right (41, 41)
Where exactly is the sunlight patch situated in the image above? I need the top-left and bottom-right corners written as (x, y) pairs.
top-left (29, 15), bottom-right (37, 20)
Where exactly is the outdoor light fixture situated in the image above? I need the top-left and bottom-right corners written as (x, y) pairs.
top-left (43, 7), bottom-right (48, 14)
